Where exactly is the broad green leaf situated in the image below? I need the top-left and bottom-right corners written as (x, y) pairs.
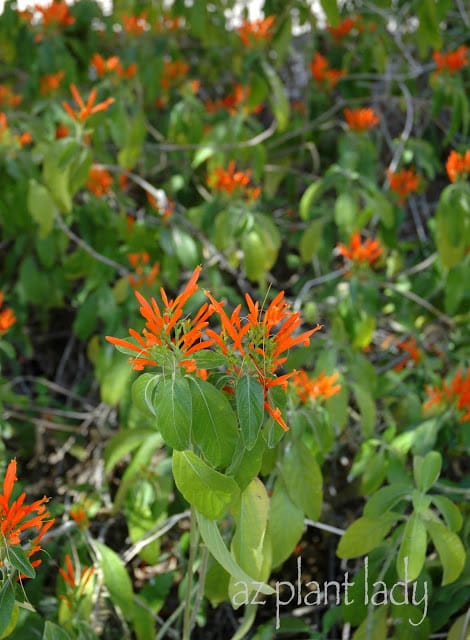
top-left (118, 112), bottom-right (147, 169)
top-left (334, 192), bottom-right (357, 232)
top-left (189, 378), bottom-right (238, 468)
top-left (8, 545), bottom-right (35, 578)
top-left (391, 603), bottom-right (431, 639)
top-left (154, 376), bottom-right (192, 450)
top-left (261, 61), bottom-right (290, 132)
top-left (171, 227), bottom-right (199, 269)
top-left (447, 614), bottom-right (470, 640)
top-left (426, 520), bottom-right (465, 585)
top-left (43, 148), bottom-right (72, 214)
top-left (413, 451), bottom-right (441, 493)
top-left (242, 230), bottom-right (266, 281)
top-left (337, 514), bottom-right (399, 558)
top-left (268, 480), bottom-right (305, 569)
top-left (352, 384), bottom-right (376, 438)
top-left (27, 180), bottom-right (56, 238)
top-left (196, 511), bottom-right (274, 595)
top-left (430, 495), bottom-right (463, 532)
top-left (192, 351), bottom-right (226, 370)
top-left (299, 180), bottom-right (324, 221)
top-left (352, 606), bottom-right (388, 640)
top-left (0, 582), bottom-right (15, 637)
top-left (364, 484), bottom-right (411, 518)
top-left (320, 0), bottom-right (340, 26)
top-left (235, 375), bottom-right (264, 450)
top-left (132, 374), bottom-right (161, 417)
top-left (173, 450), bottom-right (240, 519)
top-left (42, 622), bottom-right (72, 640)
top-left (95, 542), bottom-right (134, 620)
top-left (0, 603), bottom-right (18, 640)
top-left (281, 442), bottom-right (322, 520)
top-left (300, 219), bottom-right (324, 262)
top-left (228, 434), bottom-right (265, 491)
top-left (104, 428), bottom-right (161, 474)
top-left (397, 513), bottom-right (427, 580)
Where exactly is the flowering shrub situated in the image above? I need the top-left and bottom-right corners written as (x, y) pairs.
top-left (0, 1), bottom-right (469, 639)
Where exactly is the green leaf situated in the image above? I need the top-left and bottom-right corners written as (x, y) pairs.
top-left (447, 614), bottom-right (470, 640)
top-left (334, 192), bottom-right (357, 232)
top-left (42, 621), bottom-right (72, 640)
top-left (27, 180), bottom-right (56, 238)
top-left (189, 378), bottom-right (238, 468)
top-left (95, 542), bottom-right (134, 620)
top-left (352, 606), bottom-right (388, 640)
top-left (132, 374), bottom-right (161, 417)
top-left (43, 147), bottom-right (72, 214)
top-left (397, 513), bottom-right (427, 580)
top-left (430, 495), bottom-right (463, 532)
top-left (426, 520), bottom-right (465, 585)
top-left (118, 112), bottom-right (147, 170)
top-left (196, 511), bottom-right (274, 595)
top-left (235, 375), bottom-right (264, 450)
top-left (0, 581), bottom-right (15, 637)
top-left (261, 61), bottom-right (290, 132)
top-left (154, 376), bottom-right (192, 450)
top-left (8, 545), bottom-right (35, 578)
top-left (299, 180), bottom-right (324, 221)
top-left (413, 451), bottom-right (441, 493)
top-left (352, 384), bottom-right (376, 438)
top-left (104, 428), bottom-right (162, 474)
top-left (268, 480), bottom-right (305, 569)
top-left (173, 450), bottom-right (240, 519)
top-left (281, 442), bottom-right (322, 520)
top-left (242, 230), bottom-right (267, 281)
top-left (320, 0), bottom-right (340, 26)
top-left (192, 351), bottom-right (227, 369)
top-left (364, 484), bottom-right (411, 518)
top-left (337, 514), bottom-right (399, 558)
top-left (300, 219), bottom-right (324, 262)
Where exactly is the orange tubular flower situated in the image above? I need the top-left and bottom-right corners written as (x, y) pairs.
top-left (386, 168), bottom-right (420, 203)
top-left (310, 53), bottom-right (345, 89)
top-left (0, 85), bottom-right (22, 107)
top-left (337, 231), bottom-right (383, 267)
top-left (59, 553), bottom-right (94, 607)
top-left (127, 252), bottom-right (160, 288)
top-left (35, 1), bottom-right (75, 28)
top-left (106, 266), bottom-right (215, 373)
top-left (292, 370), bottom-right (341, 403)
top-left (208, 160), bottom-right (260, 200)
top-left (91, 54), bottom-right (137, 80)
top-left (40, 71), bottom-right (64, 95)
top-left (237, 16), bottom-right (275, 47)
top-left (433, 46), bottom-right (468, 74)
top-left (122, 11), bottom-right (149, 34)
top-left (55, 123), bottom-right (69, 139)
top-left (205, 290), bottom-right (322, 431)
top-left (446, 149), bottom-right (470, 182)
top-left (393, 336), bottom-right (421, 371)
top-left (424, 367), bottom-right (470, 423)
top-left (62, 84), bottom-right (115, 123)
top-left (0, 292), bottom-right (16, 336)
top-left (0, 460), bottom-right (55, 573)
top-left (327, 17), bottom-right (357, 39)
top-left (86, 164), bottom-right (113, 196)
top-left (344, 107), bottom-right (380, 131)
top-left (160, 60), bottom-right (189, 90)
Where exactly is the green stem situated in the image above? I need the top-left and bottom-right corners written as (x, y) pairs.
top-left (182, 506), bottom-right (199, 640)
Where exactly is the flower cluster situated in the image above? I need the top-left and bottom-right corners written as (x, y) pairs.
top-left (393, 336), bottom-right (421, 372)
top-left (40, 71), bottom-right (65, 95)
top-left (424, 367), bottom-right (470, 423)
top-left (326, 17), bottom-right (358, 40)
top-left (337, 232), bottom-right (383, 267)
top-left (86, 164), bottom-right (113, 197)
top-left (0, 113), bottom-right (32, 147)
top-left (344, 107), bottom-right (380, 131)
top-left (127, 252), bottom-right (160, 289)
top-left (208, 161), bottom-right (261, 200)
top-left (237, 16), bottom-right (275, 47)
top-left (59, 553), bottom-right (95, 608)
top-left (19, 1), bottom-right (75, 41)
top-left (205, 85), bottom-right (262, 115)
top-left (433, 46), bottom-right (468, 74)
top-left (387, 168), bottom-right (420, 203)
top-left (160, 60), bottom-right (189, 90)
top-left (292, 370), bottom-right (341, 403)
top-left (310, 53), bottom-right (345, 89)
top-left (446, 149), bottom-right (470, 182)
top-left (122, 11), bottom-right (149, 35)
top-left (0, 460), bottom-right (54, 574)
top-left (91, 54), bottom-right (137, 80)
top-left (0, 292), bottom-right (16, 337)
top-left (0, 84), bottom-right (22, 108)
top-left (62, 84), bottom-right (115, 123)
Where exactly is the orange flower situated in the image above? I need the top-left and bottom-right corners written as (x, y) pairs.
top-left (205, 84), bottom-right (262, 115)
top-left (0, 85), bottom-right (22, 107)
top-left (393, 336), bottom-right (421, 371)
top-left (40, 71), bottom-right (64, 95)
top-left (0, 292), bottom-right (16, 336)
top-left (310, 53), bottom-right (345, 89)
top-left (62, 84), bottom-right (115, 123)
top-left (424, 367), bottom-right (470, 423)
top-left (0, 459), bottom-right (55, 573)
top-left (292, 370), bottom-right (341, 403)
top-left (91, 54), bottom-right (137, 79)
top-left (106, 266), bottom-right (215, 373)
top-left (70, 507), bottom-right (88, 529)
top-left (127, 252), bottom-right (160, 288)
top-left (55, 123), bottom-right (69, 139)
top-left (337, 231), bottom-right (383, 267)
top-left (446, 149), bottom-right (470, 182)
top-left (18, 131), bottom-right (32, 146)
top-left (160, 60), bottom-right (189, 90)
top-left (433, 46), bottom-right (468, 74)
top-left (156, 15), bottom-right (183, 32)
top-left (208, 160), bottom-right (260, 199)
top-left (34, 1), bottom-right (75, 28)
top-left (86, 164), bottom-right (113, 196)
top-left (327, 17), bottom-right (357, 39)
top-left (122, 11), bottom-right (149, 34)
top-left (237, 16), bottom-right (275, 47)
top-left (386, 168), bottom-right (420, 203)
top-left (59, 553), bottom-right (94, 607)
top-left (344, 107), bottom-right (380, 130)
top-left (147, 192), bottom-right (175, 222)
top-left (205, 290), bottom-right (322, 431)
